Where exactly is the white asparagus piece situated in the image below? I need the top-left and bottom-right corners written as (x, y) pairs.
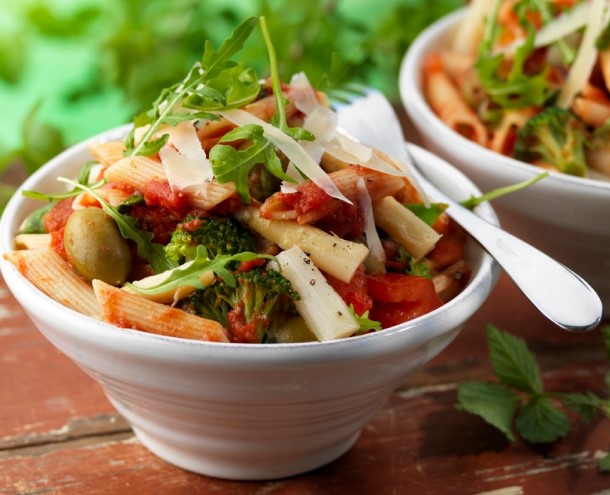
top-left (273, 246), bottom-right (359, 341)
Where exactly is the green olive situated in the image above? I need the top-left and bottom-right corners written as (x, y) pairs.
top-left (64, 208), bottom-right (132, 285)
top-left (268, 316), bottom-right (318, 343)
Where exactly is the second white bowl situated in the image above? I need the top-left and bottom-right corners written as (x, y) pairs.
top-left (400, 8), bottom-right (610, 315)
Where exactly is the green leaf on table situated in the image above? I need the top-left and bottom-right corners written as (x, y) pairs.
top-left (516, 396), bottom-right (570, 443)
top-left (599, 452), bottom-right (610, 473)
top-left (457, 380), bottom-right (520, 442)
top-left (486, 324), bottom-right (543, 394)
top-left (562, 392), bottom-right (609, 423)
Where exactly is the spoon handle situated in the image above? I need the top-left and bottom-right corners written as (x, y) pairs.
top-left (414, 165), bottom-right (602, 332)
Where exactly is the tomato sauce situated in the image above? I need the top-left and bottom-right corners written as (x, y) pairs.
top-left (143, 180), bottom-right (190, 211)
top-left (43, 198), bottom-right (74, 233)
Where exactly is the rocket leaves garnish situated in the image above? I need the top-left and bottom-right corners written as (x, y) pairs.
top-left (125, 246), bottom-right (272, 297)
top-left (209, 123), bottom-right (295, 204)
top-left (124, 17), bottom-right (260, 157)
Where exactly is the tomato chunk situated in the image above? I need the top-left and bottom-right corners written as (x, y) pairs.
top-left (366, 273), bottom-right (443, 328)
top-left (325, 265), bottom-right (373, 316)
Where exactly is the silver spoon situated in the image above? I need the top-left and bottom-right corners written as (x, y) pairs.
top-left (335, 89), bottom-right (603, 332)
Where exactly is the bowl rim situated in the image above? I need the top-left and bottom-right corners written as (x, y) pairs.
top-left (399, 7), bottom-right (610, 193)
top-left (0, 124), bottom-right (499, 363)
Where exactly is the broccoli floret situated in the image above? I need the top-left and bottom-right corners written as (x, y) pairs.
top-left (165, 215), bottom-right (257, 264)
top-left (180, 266), bottom-right (300, 343)
top-left (514, 107), bottom-right (588, 177)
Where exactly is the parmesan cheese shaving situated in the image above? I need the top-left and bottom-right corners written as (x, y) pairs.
top-left (289, 72), bottom-right (320, 115)
top-left (557, 0), bottom-right (608, 109)
top-left (357, 178), bottom-right (386, 273)
top-left (497, 0), bottom-right (595, 55)
top-left (159, 121), bottom-right (213, 192)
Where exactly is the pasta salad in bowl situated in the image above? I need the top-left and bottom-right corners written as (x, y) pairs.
top-left (0, 17), bottom-right (498, 479)
top-left (400, 0), bottom-right (610, 315)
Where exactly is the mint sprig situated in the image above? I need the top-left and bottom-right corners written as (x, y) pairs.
top-left (457, 325), bottom-right (610, 472)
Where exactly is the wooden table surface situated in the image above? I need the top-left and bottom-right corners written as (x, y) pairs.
top-left (1, 117), bottom-right (609, 494)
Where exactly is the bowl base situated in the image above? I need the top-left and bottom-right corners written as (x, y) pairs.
top-left (131, 424), bottom-right (360, 481)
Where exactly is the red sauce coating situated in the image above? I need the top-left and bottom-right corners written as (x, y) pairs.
top-left (43, 198), bottom-right (74, 233)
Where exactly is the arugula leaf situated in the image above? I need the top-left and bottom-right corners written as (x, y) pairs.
top-left (457, 380), bottom-right (520, 442)
top-left (18, 202), bottom-right (54, 234)
top-left (460, 172), bottom-right (548, 209)
top-left (474, 24), bottom-right (554, 109)
top-left (486, 324), bottom-right (543, 394)
top-left (514, 0), bottom-right (575, 64)
top-left (562, 392), bottom-right (610, 423)
top-left (259, 16), bottom-right (314, 142)
top-left (349, 305), bottom-right (382, 334)
top-left (125, 246), bottom-right (270, 297)
top-left (58, 178), bottom-right (174, 273)
top-left (125, 17), bottom-right (260, 157)
top-left (209, 123), bottom-right (294, 204)
top-left (516, 396), bottom-right (570, 443)
top-left (405, 202), bottom-right (447, 226)
top-left (23, 160), bottom-right (105, 201)
top-left (407, 258), bottom-right (432, 279)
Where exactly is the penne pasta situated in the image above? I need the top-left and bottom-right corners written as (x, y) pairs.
top-left (104, 155), bottom-right (237, 210)
top-left (3, 248), bottom-right (100, 318)
top-left (572, 96), bottom-right (610, 127)
top-left (104, 156), bottom-right (166, 188)
top-left (450, 0), bottom-right (495, 56)
top-left (14, 233), bottom-right (51, 250)
top-left (93, 280), bottom-right (229, 342)
top-left (490, 108), bottom-right (537, 155)
top-left (373, 196), bottom-right (440, 260)
top-left (88, 141), bottom-right (125, 167)
top-left (235, 206), bottom-right (369, 283)
top-left (423, 55), bottom-right (488, 147)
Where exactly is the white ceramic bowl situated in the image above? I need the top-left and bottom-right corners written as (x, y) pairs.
top-left (0, 125), bottom-right (499, 480)
top-left (400, 8), bottom-right (610, 317)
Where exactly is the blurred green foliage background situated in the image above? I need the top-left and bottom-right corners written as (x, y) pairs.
top-left (0, 0), bottom-right (462, 207)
